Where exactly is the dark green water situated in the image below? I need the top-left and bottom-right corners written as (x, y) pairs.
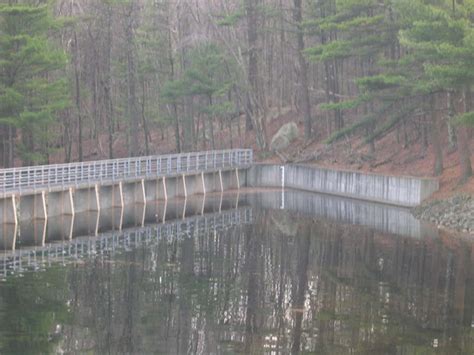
top-left (0, 191), bottom-right (473, 354)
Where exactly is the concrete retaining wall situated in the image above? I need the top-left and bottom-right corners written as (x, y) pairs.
top-left (244, 190), bottom-right (437, 238)
top-left (246, 164), bottom-right (439, 207)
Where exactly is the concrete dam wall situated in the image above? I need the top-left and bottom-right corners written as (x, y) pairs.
top-left (246, 164), bottom-right (439, 207)
top-left (244, 190), bottom-right (437, 239)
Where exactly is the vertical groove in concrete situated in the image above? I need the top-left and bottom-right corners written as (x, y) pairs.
top-left (246, 164), bottom-right (439, 207)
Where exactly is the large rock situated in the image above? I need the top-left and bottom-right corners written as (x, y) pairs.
top-left (270, 122), bottom-right (299, 151)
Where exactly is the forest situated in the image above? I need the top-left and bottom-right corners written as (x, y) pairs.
top-left (1, 0), bottom-right (473, 182)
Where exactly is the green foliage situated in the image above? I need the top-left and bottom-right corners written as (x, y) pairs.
top-left (320, 93), bottom-right (371, 112)
top-left (217, 9), bottom-right (244, 27)
top-left (305, 40), bottom-right (352, 61)
top-left (0, 3), bottom-right (69, 164)
top-left (364, 105), bottom-right (416, 143)
top-left (324, 114), bottom-right (375, 144)
top-left (455, 111), bottom-right (474, 126)
top-left (397, 0), bottom-right (474, 93)
top-left (356, 75), bottom-right (406, 91)
top-left (324, 103), bottom-right (394, 144)
top-left (161, 43), bottom-right (236, 118)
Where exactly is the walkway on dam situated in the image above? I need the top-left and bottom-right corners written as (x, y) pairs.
top-left (0, 149), bottom-right (253, 226)
top-left (0, 149), bottom-right (253, 195)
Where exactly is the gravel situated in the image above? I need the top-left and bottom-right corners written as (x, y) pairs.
top-left (412, 194), bottom-right (474, 234)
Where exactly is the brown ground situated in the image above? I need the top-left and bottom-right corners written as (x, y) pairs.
top-left (253, 109), bottom-right (474, 200)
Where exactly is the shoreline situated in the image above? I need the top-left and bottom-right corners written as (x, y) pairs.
top-left (412, 194), bottom-right (474, 235)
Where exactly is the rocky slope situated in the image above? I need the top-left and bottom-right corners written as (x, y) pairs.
top-left (412, 195), bottom-right (474, 234)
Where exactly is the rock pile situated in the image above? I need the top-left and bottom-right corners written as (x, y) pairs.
top-left (412, 194), bottom-right (474, 234)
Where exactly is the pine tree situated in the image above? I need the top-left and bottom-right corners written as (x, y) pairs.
top-left (162, 43), bottom-right (236, 150)
top-left (397, 0), bottom-right (473, 180)
top-left (305, 0), bottom-right (399, 152)
top-left (0, 3), bottom-right (68, 166)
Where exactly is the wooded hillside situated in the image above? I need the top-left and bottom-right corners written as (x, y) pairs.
top-left (1, 0), bottom-right (473, 183)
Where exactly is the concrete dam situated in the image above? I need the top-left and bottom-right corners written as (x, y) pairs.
top-left (0, 149), bottom-right (440, 252)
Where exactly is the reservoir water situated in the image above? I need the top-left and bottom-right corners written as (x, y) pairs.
top-left (0, 191), bottom-right (473, 354)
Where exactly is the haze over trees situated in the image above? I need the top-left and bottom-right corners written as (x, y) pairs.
top-left (0, 0), bottom-right (473, 181)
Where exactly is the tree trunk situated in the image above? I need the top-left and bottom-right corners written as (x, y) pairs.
top-left (125, 3), bottom-right (140, 157)
top-left (431, 94), bottom-right (444, 176)
top-left (141, 80), bottom-right (150, 155)
top-left (73, 31), bottom-right (83, 162)
top-left (245, 0), bottom-right (259, 132)
top-left (293, 0), bottom-right (312, 140)
top-left (459, 88), bottom-right (473, 182)
top-left (209, 95), bottom-right (215, 150)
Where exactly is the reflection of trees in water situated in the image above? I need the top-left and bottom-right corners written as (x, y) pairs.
top-left (2, 209), bottom-right (474, 353)
top-left (0, 268), bottom-right (69, 354)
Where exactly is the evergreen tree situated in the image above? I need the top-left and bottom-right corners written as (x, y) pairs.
top-left (0, 2), bottom-right (68, 166)
top-left (162, 43), bottom-right (236, 150)
top-left (397, 0), bottom-right (473, 180)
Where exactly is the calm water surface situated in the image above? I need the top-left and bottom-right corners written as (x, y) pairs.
top-left (0, 191), bottom-right (473, 354)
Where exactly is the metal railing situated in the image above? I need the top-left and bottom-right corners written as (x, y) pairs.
top-left (0, 207), bottom-right (253, 277)
top-left (0, 149), bottom-right (253, 194)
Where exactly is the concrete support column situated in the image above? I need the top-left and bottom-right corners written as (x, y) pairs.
top-left (235, 168), bottom-right (240, 189)
top-left (144, 179), bottom-right (159, 202)
top-left (0, 195), bottom-right (17, 225)
top-left (201, 172), bottom-right (206, 195)
top-left (166, 176), bottom-right (185, 199)
top-left (163, 177), bottom-right (168, 200)
top-left (181, 198), bottom-right (187, 219)
top-left (122, 180), bottom-right (146, 206)
top-left (19, 192), bottom-right (47, 222)
top-left (203, 172), bottom-right (219, 193)
top-left (0, 223), bottom-right (17, 250)
top-left (99, 182), bottom-right (124, 209)
top-left (221, 169), bottom-right (240, 190)
top-left (48, 188), bottom-right (75, 218)
top-left (219, 170), bottom-right (224, 192)
top-left (182, 175), bottom-right (187, 198)
top-left (138, 179), bottom-right (146, 204)
top-left (74, 186), bottom-right (100, 213)
top-left (183, 174), bottom-right (205, 196)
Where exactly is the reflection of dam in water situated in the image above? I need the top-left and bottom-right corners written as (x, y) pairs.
top-left (0, 189), bottom-right (439, 277)
top-left (0, 193), bottom-right (252, 277)
top-left (245, 190), bottom-right (437, 238)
